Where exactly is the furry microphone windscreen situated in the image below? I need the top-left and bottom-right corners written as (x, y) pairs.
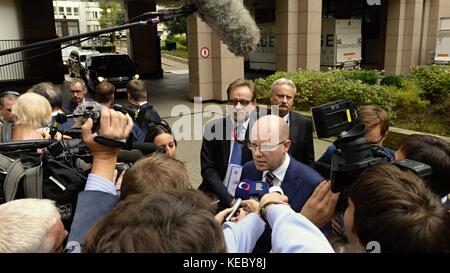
top-left (187, 0), bottom-right (261, 56)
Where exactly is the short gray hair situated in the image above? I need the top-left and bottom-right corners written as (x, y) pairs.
top-left (70, 78), bottom-right (87, 91)
top-left (0, 199), bottom-right (60, 253)
top-left (271, 78), bottom-right (297, 94)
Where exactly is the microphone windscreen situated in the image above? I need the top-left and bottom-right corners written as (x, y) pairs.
top-left (250, 181), bottom-right (269, 197)
top-left (131, 142), bottom-right (158, 155)
top-left (235, 180), bottom-right (252, 200)
top-left (187, 0), bottom-right (260, 56)
top-left (117, 149), bottom-right (144, 163)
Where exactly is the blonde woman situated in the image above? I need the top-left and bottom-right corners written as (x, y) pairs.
top-left (11, 92), bottom-right (52, 141)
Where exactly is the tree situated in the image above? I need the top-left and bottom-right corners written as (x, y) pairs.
top-left (99, 1), bottom-right (125, 29)
top-left (164, 16), bottom-right (187, 36)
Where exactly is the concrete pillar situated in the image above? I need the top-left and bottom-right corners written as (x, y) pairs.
top-left (20, 0), bottom-right (64, 82)
top-left (125, 0), bottom-right (163, 78)
top-left (400, 0), bottom-right (424, 74)
top-left (212, 33), bottom-right (244, 101)
top-left (298, 0), bottom-right (322, 70)
top-left (275, 0), bottom-right (321, 72)
top-left (187, 12), bottom-right (244, 101)
top-left (384, 0), bottom-right (406, 75)
top-left (276, 0), bottom-right (299, 71)
top-left (187, 14), bottom-right (213, 100)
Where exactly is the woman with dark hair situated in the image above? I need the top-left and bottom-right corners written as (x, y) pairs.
top-left (145, 121), bottom-right (177, 157)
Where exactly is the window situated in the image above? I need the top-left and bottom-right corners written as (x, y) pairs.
top-left (59, 7), bottom-right (64, 15)
top-left (74, 7), bottom-right (79, 16)
top-left (66, 7), bottom-right (72, 16)
top-left (93, 12), bottom-right (98, 19)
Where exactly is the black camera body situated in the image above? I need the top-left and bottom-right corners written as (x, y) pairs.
top-left (312, 100), bottom-right (432, 197)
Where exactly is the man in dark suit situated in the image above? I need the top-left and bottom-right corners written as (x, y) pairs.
top-left (126, 79), bottom-right (161, 137)
top-left (199, 79), bottom-right (257, 209)
top-left (241, 114), bottom-right (324, 252)
top-left (269, 78), bottom-right (314, 166)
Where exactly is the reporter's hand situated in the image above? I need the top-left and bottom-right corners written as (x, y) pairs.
top-left (241, 199), bottom-right (259, 214)
top-left (300, 180), bottom-right (340, 228)
top-left (81, 107), bottom-right (133, 159)
top-left (215, 207), bottom-right (234, 224)
top-left (81, 107), bottom-right (133, 181)
top-left (260, 192), bottom-right (289, 212)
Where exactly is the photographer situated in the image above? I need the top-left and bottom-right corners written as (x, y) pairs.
top-left (314, 105), bottom-right (395, 178)
top-left (66, 106), bottom-right (133, 252)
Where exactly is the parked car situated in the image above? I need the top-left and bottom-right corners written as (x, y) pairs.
top-left (68, 49), bottom-right (99, 78)
top-left (61, 45), bottom-right (77, 74)
top-left (84, 53), bottom-right (139, 92)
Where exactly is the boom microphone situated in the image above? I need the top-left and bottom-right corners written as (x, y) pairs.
top-left (187, 0), bottom-right (260, 56)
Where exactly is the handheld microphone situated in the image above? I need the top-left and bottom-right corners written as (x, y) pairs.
top-left (187, 0), bottom-right (260, 56)
top-left (225, 198), bottom-right (242, 222)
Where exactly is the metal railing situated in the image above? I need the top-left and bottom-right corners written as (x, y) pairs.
top-left (0, 39), bottom-right (26, 81)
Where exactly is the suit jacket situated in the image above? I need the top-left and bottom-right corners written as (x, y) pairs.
top-left (262, 109), bottom-right (314, 166)
top-left (199, 114), bottom-right (256, 207)
top-left (240, 156), bottom-right (324, 252)
top-left (67, 191), bottom-right (119, 251)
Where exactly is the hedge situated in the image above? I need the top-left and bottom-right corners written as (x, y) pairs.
top-left (254, 66), bottom-right (450, 136)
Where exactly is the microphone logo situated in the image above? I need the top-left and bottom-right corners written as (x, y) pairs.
top-left (238, 182), bottom-right (250, 191)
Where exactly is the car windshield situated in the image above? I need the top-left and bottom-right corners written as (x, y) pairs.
top-left (91, 55), bottom-right (135, 76)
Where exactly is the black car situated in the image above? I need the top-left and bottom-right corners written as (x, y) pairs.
top-left (84, 53), bottom-right (139, 92)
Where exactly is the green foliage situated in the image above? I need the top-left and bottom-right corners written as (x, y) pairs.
top-left (254, 69), bottom-right (395, 116)
top-left (409, 65), bottom-right (450, 102)
top-left (380, 75), bottom-right (404, 88)
top-left (99, 1), bottom-right (125, 29)
top-left (343, 69), bottom-right (382, 85)
top-left (163, 16), bottom-right (187, 35)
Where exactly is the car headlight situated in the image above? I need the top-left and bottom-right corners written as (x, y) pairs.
top-left (133, 74), bottom-right (139, 80)
top-left (97, 76), bottom-right (106, 82)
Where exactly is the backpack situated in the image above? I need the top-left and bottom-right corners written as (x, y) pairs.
top-left (0, 142), bottom-right (87, 230)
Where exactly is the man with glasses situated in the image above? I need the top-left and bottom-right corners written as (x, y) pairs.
top-left (240, 114), bottom-right (324, 252)
top-left (0, 91), bottom-right (19, 125)
top-left (66, 79), bottom-right (89, 113)
top-left (200, 79), bottom-right (257, 210)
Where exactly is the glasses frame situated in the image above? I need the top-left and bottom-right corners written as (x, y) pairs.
top-left (247, 140), bottom-right (288, 152)
top-left (227, 99), bottom-right (253, 107)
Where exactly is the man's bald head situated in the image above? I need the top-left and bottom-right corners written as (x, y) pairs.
top-left (250, 115), bottom-right (291, 171)
top-left (251, 115), bottom-right (289, 144)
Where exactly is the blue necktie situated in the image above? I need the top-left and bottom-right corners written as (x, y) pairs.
top-left (229, 124), bottom-right (244, 165)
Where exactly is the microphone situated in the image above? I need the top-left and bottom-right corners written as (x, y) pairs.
top-left (225, 198), bottom-right (242, 222)
top-left (187, 0), bottom-right (260, 56)
top-left (131, 142), bottom-right (159, 155)
top-left (117, 149), bottom-right (144, 163)
top-left (235, 179), bottom-right (270, 201)
top-left (0, 139), bottom-right (55, 152)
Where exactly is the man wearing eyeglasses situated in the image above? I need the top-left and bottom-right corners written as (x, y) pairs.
top-left (240, 115), bottom-right (324, 252)
top-left (200, 79), bottom-right (257, 209)
top-left (0, 91), bottom-right (19, 125)
top-left (66, 79), bottom-right (89, 114)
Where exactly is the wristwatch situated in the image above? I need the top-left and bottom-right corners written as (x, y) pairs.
top-left (259, 201), bottom-right (287, 223)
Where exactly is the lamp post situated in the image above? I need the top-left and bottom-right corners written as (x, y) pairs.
top-left (106, 8), bottom-right (115, 47)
